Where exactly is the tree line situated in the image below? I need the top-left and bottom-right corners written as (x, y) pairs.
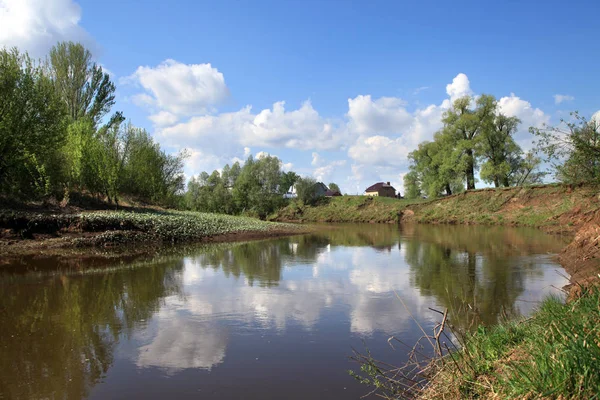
top-left (0, 42), bottom-right (186, 206)
top-left (403, 94), bottom-right (599, 199)
top-left (185, 158), bottom-right (342, 218)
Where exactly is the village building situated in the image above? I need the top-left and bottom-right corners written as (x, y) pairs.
top-left (364, 182), bottom-right (396, 198)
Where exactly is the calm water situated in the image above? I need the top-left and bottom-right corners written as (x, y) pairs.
top-left (0, 224), bottom-right (569, 399)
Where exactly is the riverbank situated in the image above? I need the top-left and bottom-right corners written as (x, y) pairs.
top-left (418, 287), bottom-right (600, 399)
top-left (0, 209), bottom-right (307, 259)
top-left (273, 184), bottom-right (600, 288)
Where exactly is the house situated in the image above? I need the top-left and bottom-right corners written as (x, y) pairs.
top-left (325, 189), bottom-right (342, 197)
top-left (283, 182), bottom-right (332, 199)
top-left (314, 182), bottom-right (329, 197)
top-left (364, 182), bottom-right (396, 198)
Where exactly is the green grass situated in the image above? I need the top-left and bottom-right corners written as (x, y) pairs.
top-left (270, 195), bottom-right (424, 223)
top-left (427, 287), bottom-right (600, 399)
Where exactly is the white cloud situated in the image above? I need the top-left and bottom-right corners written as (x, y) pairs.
top-left (446, 72), bottom-right (473, 102)
top-left (348, 136), bottom-right (411, 167)
top-left (124, 59), bottom-right (229, 118)
top-left (311, 152), bottom-right (324, 166)
top-left (592, 110), bottom-right (600, 124)
top-left (347, 95), bottom-right (412, 134)
top-left (498, 93), bottom-right (550, 150)
top-left (157, 100), bottom-right (346, 152)
top-left (148, 111), bottom-right (179, 127)
top-left (313, 160), bottom-right (346, 182)
top-left (0, 0), bottom-right (93, 57)
top-left (553, 94), bottom-right (574, 105)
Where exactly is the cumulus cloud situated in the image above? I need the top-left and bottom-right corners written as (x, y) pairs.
top-left (124, 59), bottom-right (229, 118)
top-left (498, 93), bottom-right (550, 149)
top-left (446, 73), bottom-right (473, 101)
top-left (348, 136), bottom-right (411, 168)
top-left (157, 100), bottom-right (346, 152)
top-left (347, 95), bottom-right (412, 134)
top-left (553, 94), bottom-right (574, 105)
top-left (0, 0), bottom-right (93, 57)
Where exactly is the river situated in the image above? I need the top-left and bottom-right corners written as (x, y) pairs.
top-left (0, 223), bottom-right (569, 399)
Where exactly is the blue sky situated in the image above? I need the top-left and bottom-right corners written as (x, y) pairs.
top-left (1, 0), bottom-right (599, 193)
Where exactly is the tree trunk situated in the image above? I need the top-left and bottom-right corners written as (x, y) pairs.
top-left (494, 177), bottom-right (500, 188)
top-left (445, 183), bottom-right (452, 196)
top-left (465, 149), bottom-right (476, 190)
top-left (502, 176), bottom-right (510, 187)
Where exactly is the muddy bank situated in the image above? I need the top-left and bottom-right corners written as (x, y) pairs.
top-left (0, 209), bottom-right (309, 263)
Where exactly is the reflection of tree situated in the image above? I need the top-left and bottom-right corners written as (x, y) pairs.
top-left (0, 260), bottom-right (184, 400)
top-left (188, 225), bottom-right (404, 287)
top-left (404, 226), bottom-right (551, 331)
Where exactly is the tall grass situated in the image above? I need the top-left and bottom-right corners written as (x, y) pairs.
top-left (351, 287), bottom-right (600, 399)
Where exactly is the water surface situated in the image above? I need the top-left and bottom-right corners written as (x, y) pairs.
top-left (0, 224), bottom-right (569, 399)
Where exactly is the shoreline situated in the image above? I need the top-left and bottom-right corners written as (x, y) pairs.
top-left (0, 209), bottom-right (310, 264)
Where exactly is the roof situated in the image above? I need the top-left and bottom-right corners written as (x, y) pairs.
top-left (325, 189), bottom-right (341, 196)
top-left (365, 182), bottom-right (396, 192)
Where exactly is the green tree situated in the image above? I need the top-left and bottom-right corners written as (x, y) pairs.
top-left (403, 171), bottom-right (421, 199)
top-left (531, 112), bottom-right (600, 183)
top-left (295, 176), bottom-right (317, 205)
top-left (441, 95), bottom-right (496, 190)
top-left (328, 182), bottom-right (341, 193)
top-left (280, 171), bottom-right (300, 194)
top-left (48, 41), bottom-right (122, 128)
top-left (0, 48), bottom-right (67, 197)
top-left (479, 114), bottom-right (523, 187)
top-left (513, 151), bottom-right (547, 186)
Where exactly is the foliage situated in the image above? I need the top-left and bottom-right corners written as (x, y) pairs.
top-left (295, 176), bottom-right (318, 205)
top-left (0, 48), bottom-right (67, 197)
top-left (403, 171), bottom-right (422, 199)
top-left (479, 114), bottom-right (522, 187)
top-left (426, 287), bottom-right (600, 399)
top-left (328, 182), bottom-right (341, 193)
top-left (0, 43), bottom-right (184, 207)
top-left (532, 112), bottom-right (600, 184)
top-left (48, 41), bottom-right (122, 129)
top-left (280, 171), bottom-right (300, 194)
top-left (187, 155), bottom-right (288, 218)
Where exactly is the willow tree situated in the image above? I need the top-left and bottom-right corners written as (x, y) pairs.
top-left (479, 114), bottom-right (523, 187)
top-left (441, 95), bottom-right (496, 190)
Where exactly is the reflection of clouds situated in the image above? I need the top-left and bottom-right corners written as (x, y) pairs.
top-left (134, 237), bottom-right (566, 372)
top-left (136, 308), bottom-right (228, 372)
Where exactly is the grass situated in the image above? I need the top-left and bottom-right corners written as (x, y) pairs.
top-left (270, 195), bottom-right (424, 223)
top-left (271, 184), bottom-right (600, 231)
top-left (422, 287), bottom-right (600, 399)
top-left (1, 209), bottom-right (302, 246)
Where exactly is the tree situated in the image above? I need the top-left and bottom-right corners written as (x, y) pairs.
top-left (48, 42), bottom-right (122, 128)
top-left (295, 177), bottom-right (318, 205)
top-left (441, 95), bottom-right (496, 190)
top-left (0, 48), bottom-right (67, 196)
top-left (513, 151), bottom-right (547, 186)
top-left (403, 171), bottom-right (421, 199)
top-left (408, 134), bottom-right (462, 198)
top-left (328, 182), bottom-right (341, 193)
top-left (280, 171), bottom-right (300, 194)
top-left (531, 112), bottom-right (600, 184)
top-left (479, 114), bottom-right (523, 187)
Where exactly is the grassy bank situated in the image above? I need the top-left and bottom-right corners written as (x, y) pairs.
top-left (351, 288), bottom-right (600, 399)
top-left (0, 209), bottom-right (305, 250)
top-left (270, 195), bottom-right (425, 223)
top-left (421, 287), bottom-right (600, 399)
top-left (272, 184), bottom-right (599, 232)
top-left (403, 184), bottom-right (599, 232)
